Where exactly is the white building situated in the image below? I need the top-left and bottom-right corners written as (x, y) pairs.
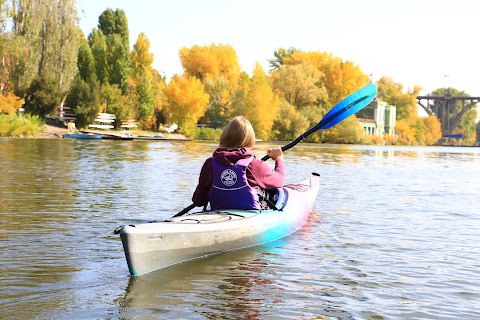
top-left (357, 99), bottom-right (396, 136)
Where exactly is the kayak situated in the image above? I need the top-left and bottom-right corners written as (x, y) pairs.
top-left (115, 174), bottom-right (320, 276)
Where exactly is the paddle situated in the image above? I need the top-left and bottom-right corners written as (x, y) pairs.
top-left (261, 83), bottom-right (378, 161)
top-left (172, 83), bottom-right (377, 218)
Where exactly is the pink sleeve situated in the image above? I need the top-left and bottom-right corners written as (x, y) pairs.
top-left (248, 158), bottom-right (285, 189)
top-left (192, 158), bottom-right (213, 206)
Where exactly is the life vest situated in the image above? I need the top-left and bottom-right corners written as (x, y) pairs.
top-left (209, 157), bottom-right (261, 210)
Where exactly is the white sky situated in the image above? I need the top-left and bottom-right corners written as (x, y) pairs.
top-left (76, 0), bottom-right (480, 96)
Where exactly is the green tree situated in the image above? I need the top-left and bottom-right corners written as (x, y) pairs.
top-left (9, 0), bottom-right (80, 98)
top-left (77, 37), bottom-right (96, 83)
top-left (90, 9), bottom-right (131, 93)
top-left (130, 32), bottom-right (156, 125)
top-left (23, 75), bottom-right (61, 117)
top-left (377, 77), bottom-right (420, 121)
top-left (65, 77), bottom-right (101, 128)
top-left (268, 47), bottom-right (300, 71)
top-left (88, 29), bottom-right (108, 84)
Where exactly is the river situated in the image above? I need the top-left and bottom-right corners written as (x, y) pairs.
top-left (1, 138), bottom-right (479, 319)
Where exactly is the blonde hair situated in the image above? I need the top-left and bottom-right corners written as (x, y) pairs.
top-left (219, 116), bottom-right (255, 148)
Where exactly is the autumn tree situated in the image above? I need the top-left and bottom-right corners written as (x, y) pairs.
top-left (163, 74), bottom-right (209, 136)
top-left (284, 51), bottom-right (369, 105)
top-left (268, 60), bottom-right (329, 141)
top-left (269, 61), bottom-right (327, 109)
top-left (422, 115), bottom-right (442, 145)
top-left (241, 63), bottom-right (280, 140)
top-left (179, 43), bottom-right (242, 125)
top-left (0, 89), bottom-right (24, 114)
top-left (179, 43), bottom-right (240, 83)
top-left (377, 76), bottom-right (420, 121)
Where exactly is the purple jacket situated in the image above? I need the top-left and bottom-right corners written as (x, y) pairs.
top-left (192, 147), bottom-right (286, 207)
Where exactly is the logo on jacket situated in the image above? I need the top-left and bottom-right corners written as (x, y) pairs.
top-left (220, 169), bottom-right (237, 186)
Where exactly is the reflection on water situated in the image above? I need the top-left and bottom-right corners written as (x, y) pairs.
top-left (1, 139), bottom-right (480, 319)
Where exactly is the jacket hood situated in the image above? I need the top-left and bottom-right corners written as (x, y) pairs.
top-left (213, 147), bottom-right (254, 165)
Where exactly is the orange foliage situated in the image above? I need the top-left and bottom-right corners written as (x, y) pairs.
top-left (0, 91), bottom-right (24, 114)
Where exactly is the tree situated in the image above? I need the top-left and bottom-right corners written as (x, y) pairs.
top-left (377, 76), bottom-right (420, 121)
top-left (422, 115), bottom-right (442, 145)
top-left (271, 100), bottom-right (309, 141)
top-left (179, 43), bottom-right (242, 126)
top-left (179, 43), bottom-right (241, 84)
top-left (0, 88), bottom-right (24, 114)
top-left (90, 9), bottom-right (131, 93)
top-left (88, 29), bottom-right (108, 85)
top-left (163, 74), bottom-right (209, 135)
top-left (242, 63), bottom-right (280, 140)
top-left (77, 37), bottom-right (96, 83)
top-left (65, 76), bottom-right (100, 128)
top-left (268, 47), bottom-right (300, 71)
top-left (269, 61), bottom-right (327, 109)
top-left (284, 51), bottom-right (369, 105)
top-left (23, 75), bottom-right (60, 117)
top-left (322, 115), bottom-right (365, 144)
top-left (9, 0), bottom-right (80, 97)
top-left (130, 32), bottom-right (156, 124)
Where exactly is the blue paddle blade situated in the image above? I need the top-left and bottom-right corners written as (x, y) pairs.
top-left (317, 83), bottom-right (377, 130)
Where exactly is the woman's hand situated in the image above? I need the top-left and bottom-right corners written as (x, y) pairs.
top-left (267, 146), bottom-right (283, 161)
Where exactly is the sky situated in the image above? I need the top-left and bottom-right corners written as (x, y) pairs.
top-left (76, 0), bottom-right (480, 96)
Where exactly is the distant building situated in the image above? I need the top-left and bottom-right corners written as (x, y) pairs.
top-left (356, 99), bottom-right (396, 136)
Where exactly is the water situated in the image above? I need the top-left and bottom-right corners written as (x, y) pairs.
top-left (1, 139), bottom-right (479, 319)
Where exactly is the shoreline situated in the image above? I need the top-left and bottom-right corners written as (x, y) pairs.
top-left (22, 124), bottom-right (190, 140)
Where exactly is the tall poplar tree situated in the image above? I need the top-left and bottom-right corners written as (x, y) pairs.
top-left (130, 32), bottom-right (156, 124)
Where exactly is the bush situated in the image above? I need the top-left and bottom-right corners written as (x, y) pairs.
top-left (0, 114), bottom-right (43, 137)
top-left (193, 127), bottom-right (222, 140)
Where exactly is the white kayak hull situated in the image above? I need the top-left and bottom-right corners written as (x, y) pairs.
top-left (117, 175), bottom-right (320, 276)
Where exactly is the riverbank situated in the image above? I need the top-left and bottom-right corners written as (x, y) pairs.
top-left (32, 124), bottom-right (189, 140)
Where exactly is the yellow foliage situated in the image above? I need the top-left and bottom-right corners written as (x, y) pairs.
top-left (269, 61), bottom-right (327, 108)
top-left (395, 118), bottom-right (417, 145)
top-left (422, 115), bottom-right (442, 145)
top-left (163, 74), bottom-right (209, 135)
top-left (179, 43), bottom-right (241, 84)
top-left (0, 92), bottom-right (24, 114)
top-left (243, 63), bottom-right (280, 140)
top-left (284, 51), bottom-right (369, 105)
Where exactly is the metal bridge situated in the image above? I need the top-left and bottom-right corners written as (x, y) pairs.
top-left (416, 94), bottom-right (480, 135)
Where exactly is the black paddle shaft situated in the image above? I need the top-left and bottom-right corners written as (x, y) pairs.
top-left (261, 126), bottom-right (317, 161)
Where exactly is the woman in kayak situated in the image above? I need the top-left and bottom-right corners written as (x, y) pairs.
top-left (192, 116), bottom-right (285, 210)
